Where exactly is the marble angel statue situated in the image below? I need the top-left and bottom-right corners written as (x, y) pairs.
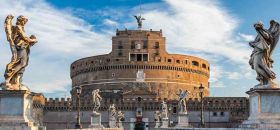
top-left (1, 15), bottom-right (37, 90)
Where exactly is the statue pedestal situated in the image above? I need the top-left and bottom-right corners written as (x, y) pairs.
top-left (109, 117), bottom-right (116, 128)
top-left (116, 121), bottom-right (123, 128)
top-left (160, 118), bottom-right (169, 128)
top-left (0, 90), bottom-right (44, 130)
top-left (89, 112), bottom-right (104, 128)
top-left (241, 88), bottom-right (280, 128)
top-left (154, 121), bottom-right (160, 128)
top-left (175, 112), bottom-right (190, 128)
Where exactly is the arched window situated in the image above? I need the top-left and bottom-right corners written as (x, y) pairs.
top-left (192, 61), bottom-right (199, 66)
top-left (176, 60), bottom-right (180, 63)
top-left (118, 41), bottom-right (123, 49)
top-left (202, 64), bottom-right (207, 68)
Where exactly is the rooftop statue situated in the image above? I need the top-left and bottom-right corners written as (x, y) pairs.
top-left (249, 20), bottom-right (280, 88)
top-left (1, 15), bottom-right (37, 90)
top-left (134, 15), bottom-right (145, 29)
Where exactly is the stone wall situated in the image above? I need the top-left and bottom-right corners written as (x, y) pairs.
top-left (43, 97), bottom-right (249, 129)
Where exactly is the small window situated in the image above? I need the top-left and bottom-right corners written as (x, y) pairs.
top-left (213, 112), bottom-right (217, 116)
top-left (185, 60), bottom-right (188, 64)
top-left (143, 54), bottom-right (148, 61)
top-left (177, 75), bottom-right (180, 78)
top-left (202, 64), bottom-right (207, 68)
top-left (176, 60), bottom-right (180, 63)
top-left (130, 54), bottom-right (136, 61)
top-left (143, 41), bottom-right (148, 49)
top-left (173, 107), bottom-right (177, 114)
top-left (112, 73), bottom-right (115, 77)
top-left (192, 61), bottom-right (199, 66)
top-left (131, 41), bottom-right (135, 49)
top-left (118, 41), bottom-right (123, 49)
top-left (118, 51), bottom-right (122, 56)
top-left (155, 42), bottom-right (160, 49)
top-left (137, 54), bottom-right (142, 61)
top-left (220, 112), bottom-right (224, 116)
top-left (106, 59), bottom-right (110, 62)
top-left (168, 59), bottom-right (172, 63)
top-left (115, 59), bottom-right (119, 61)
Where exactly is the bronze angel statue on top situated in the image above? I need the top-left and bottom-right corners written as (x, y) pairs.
top-left (134, 15), bottom-right (145, 29)
top-left (249, 20), bottom-right (280, 88)
top-left (1, 15), bottom-right (37, 90)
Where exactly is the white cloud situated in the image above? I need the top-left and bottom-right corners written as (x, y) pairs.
top-left (133, 0), bottom-right (256, 88)
top-left (226, 72), bottom-right (241, 80)
top-left (103, 19), bottom-right (118, 26)
top-left (0, 0), bottom-right (112, 96)
top-left (238, 33), bottom-right (255, 42)
top-left (138, 0), bottom-right (251, 65)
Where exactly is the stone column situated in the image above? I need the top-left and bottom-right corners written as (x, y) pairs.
top-left (241, 88), bottom-right (280, 128)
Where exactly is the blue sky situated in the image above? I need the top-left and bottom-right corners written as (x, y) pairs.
top-left (1, 0), bottom-right (280, 98)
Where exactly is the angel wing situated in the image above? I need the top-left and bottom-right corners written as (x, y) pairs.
top-left (268, 20), bottom-right (280, 59)
top-left (4, 15), bottom-right (17, 61)
top-left (5, 15), bottom-right (14, 43)
top-left (134, 15), bottom-right (139, 20)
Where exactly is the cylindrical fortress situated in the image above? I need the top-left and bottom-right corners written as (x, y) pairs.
top-left (70, 29), bottom-right (210, 99)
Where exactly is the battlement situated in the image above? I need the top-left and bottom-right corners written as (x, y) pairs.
top-left (44, 97), bottom-right (248, 112)
top-left (115, 29), bottom-right (163, 37)
top-left (45, 97), bottom-right (72, 106)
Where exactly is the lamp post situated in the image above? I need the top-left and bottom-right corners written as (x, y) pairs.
top-left (199, 84), bottom-right (205, 128)
top-left (75, 86), bottom-right (82, 129)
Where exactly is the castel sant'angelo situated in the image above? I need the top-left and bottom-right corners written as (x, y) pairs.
top-left (3, 2), bottom-right (280, 130)
top-left (41, 20), bottom-right (248, 129)
top-left (4, 16), bottom-right (248, 130)
top-left (70, 28), bottom-right (210, 100)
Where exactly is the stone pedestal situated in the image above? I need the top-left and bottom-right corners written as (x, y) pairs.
top-left (89, 112), bottom-right (104, 128)
top-left (116, 121), bottom-right (123, 128)
top-left (176, 112), bottom-right (189, 128)
top-left (154, 121), bottom-right (160, 128)
top-left (0, 90), bottom-right (44, 130)
top-left (160, 118), bottom-right (169, 128)
top-left (241, 88), bottom-right (280, 128)
top-left (109, 117), bottom-right (116, 128)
